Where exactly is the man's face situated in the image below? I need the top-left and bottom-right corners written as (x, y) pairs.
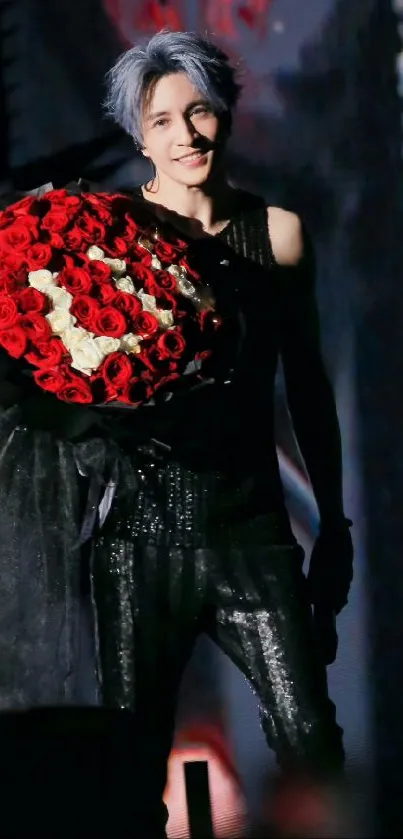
top-left (141, 72), bottom-right (225, 187)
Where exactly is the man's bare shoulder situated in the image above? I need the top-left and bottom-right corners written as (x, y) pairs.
top-left (267, 206), bottom-right (304, 267)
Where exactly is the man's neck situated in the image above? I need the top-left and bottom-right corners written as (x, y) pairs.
top-left (142, 174), bottom-right (234, 236)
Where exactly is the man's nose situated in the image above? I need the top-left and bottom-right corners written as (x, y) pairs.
top-left (175, 115), bottom-right (197, 145)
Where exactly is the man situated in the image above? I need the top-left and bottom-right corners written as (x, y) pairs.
top-left (90, 29), bottom-right (354, 835)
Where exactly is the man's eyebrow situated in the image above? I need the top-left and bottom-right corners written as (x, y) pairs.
top-left (145, 110), bottom-right (169, 123)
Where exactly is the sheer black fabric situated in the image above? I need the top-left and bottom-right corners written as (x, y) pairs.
top-left (0, 402), bottom-right (97, 707)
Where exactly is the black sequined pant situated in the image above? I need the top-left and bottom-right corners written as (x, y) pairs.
top-left (91, 474), bottom-right (344, 834)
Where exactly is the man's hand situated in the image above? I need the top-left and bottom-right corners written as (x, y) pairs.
top-left (308, 521), bottom-right (353, 666)
top-left (307, 519), bottom-right (354, 615)
top-left (313, 605), bottom-right (338, 665)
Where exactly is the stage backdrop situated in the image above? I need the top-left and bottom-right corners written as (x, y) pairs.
top-left (2, 0), bottom-right (401, 834)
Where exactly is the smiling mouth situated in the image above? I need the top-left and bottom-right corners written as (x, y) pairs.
top-left (175, 151), bottom-right (208, 164)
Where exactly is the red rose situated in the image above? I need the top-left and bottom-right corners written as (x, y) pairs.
top-left (131, 248), bottom-right (152, 268)
top-left (101, 351), bottom-right (133, 389)
top-left (110, 236), bottom-right (128, 256)
top-left (121, 377), bottom-right (152, 406)
top-left (57, 374), bottom-right (93, 404)
top-left (65, 228), bottom-right (85, 251)
top-left (43, 231), bottom-right (65, 249)
top-left (26, 243), bottom-right (52, 270)
top-left (154, 240), bottom-right (182, 262)
top-left (85, 194), bottom-right (114, 222)
top-left (156, 281), bottom-right (182, 314)
top-left (0, 219), bottom-right (38, 252)
top-left (25, 337), bottom-right (64, 368)
top-left (88, 260), bottom-right (112, 284)
top-left (0, 296), bottom-right (19, 329)
top-left (9, 195), bottom-right (36, 217)
top-left (131, 263), bottom-right (155, 286)
top-left (1, 252), bottom-right (27, 282)
top-left (141, 272), bottom-right (161, 298)
top-left (33, 367), bottom-right (65, 394)
top-left (0, 275), bottom-right (25, 295)
top-left (48, 190), bottom-right (80, 209)
top-left (163, 293), bottom-right (183, 315)
top-left (90, 204), bottom-right (112, 224)
top-left (114, 291), bottom-right (142, 320)
top-left (141, 348), bottom-right (178, 374)
top-left (17, 214), bottom-right (39, 235)
top-left (18, 287), bottom-right (48, 314)
top-left (84, 194), bottom-right (105, 207)
top-left (0, 325), bottom-right (27, 358)
top-left (20, 313), bottom-right (52, 341)
top-left (2, 252), bottom-right (25, 271)
top-left (59, 266), bottom-right (93, 294)
top-left (132, 311), bottom-right (159, 339)
top-left (71, 253), bottom-right (91, 269)
top-left (70, 295), bottom-right (100, 328)
top-left (77, 211), bottom-right (106, 243)
top-left (120, 214), bottom-right (139, 243)
top-left (140, 283), bottom-right (179, 315)
top-left (154, 271), bottom-right (178, 292)
top-left (41, 209), bottom-right (70, 233)
top-left (93, 306), bottom-right (127, 338)
top-left (0, 210), bottom-right (15, 230)
top-left (97, 284), bottom-right (117, 305)
top-left (156, 330), bottom-right (186, 359)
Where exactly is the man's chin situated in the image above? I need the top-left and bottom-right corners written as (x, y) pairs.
top-left (169, 163), bottom-right (212, 188)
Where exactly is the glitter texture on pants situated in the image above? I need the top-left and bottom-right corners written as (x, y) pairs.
top-left (92, 490), bottom-right (344, 799)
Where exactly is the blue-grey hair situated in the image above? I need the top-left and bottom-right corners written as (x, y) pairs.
top-left (104, 29), bottom-right (242, 145)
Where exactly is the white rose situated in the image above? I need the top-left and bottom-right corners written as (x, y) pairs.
top-left (115, 276), bottom-right (135, 294)
top-left (120, 333), bottom-right (141, 354)
top-left (103, 257), bottom-right (126, 276)
top-left (28, 269), bottom-right (57, 290)
top-left (157, 309), bottom-right (174, 329)
top-left (151, 255), bottom-right (162, 271)
top-left (61, 326), bottom-right (89, 350)
top-left (137, 291), bottom-right (157, 312)
top-left (93, 336), bottom-right (121, 357)
top-left (45, 286), bottom-right (73, 310)
top-left (86, 245), bottom-right (105, 261)
top-left (70, 337), bottom-right (104, 373)
top-left (46, 309), bottom-right (76, 335)
top-left (70, 364), bottom-right (92, 377)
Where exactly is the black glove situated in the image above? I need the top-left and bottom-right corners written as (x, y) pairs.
top-left (307, 517), bottom-right (353, 615)
top-left (313, 604), bottom-right (338, 665)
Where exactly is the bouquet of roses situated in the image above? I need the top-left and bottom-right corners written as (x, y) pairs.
top-left (0, 189), bottom-right (218, 405)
